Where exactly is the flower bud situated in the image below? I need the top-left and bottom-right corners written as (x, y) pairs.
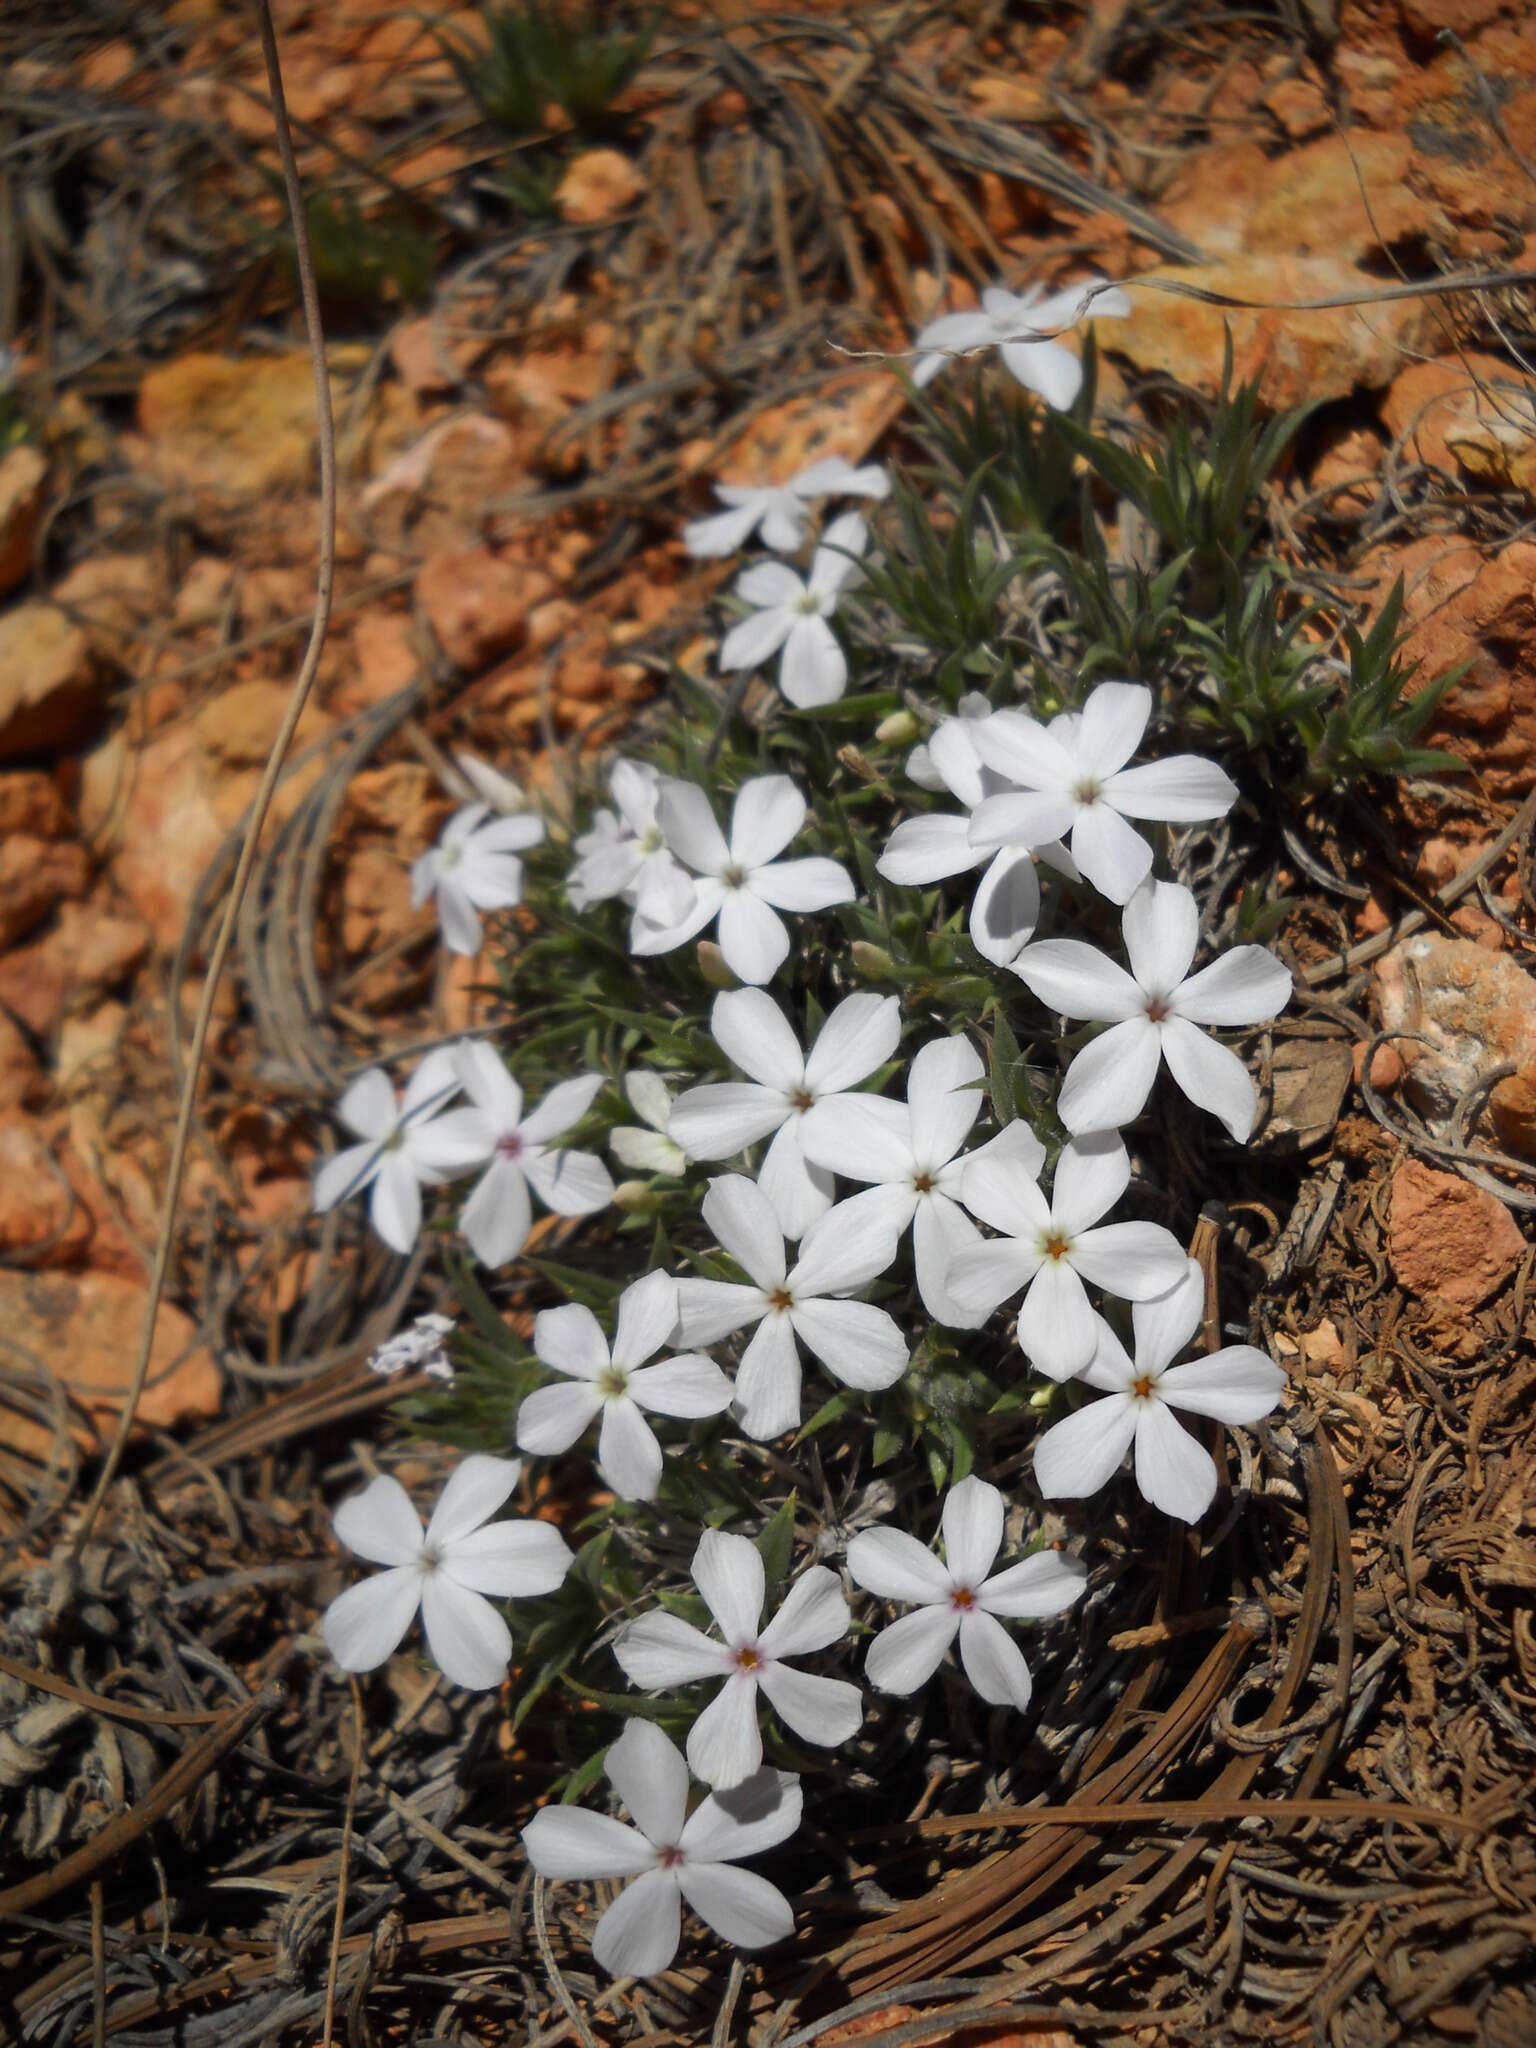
top-left (613, 1180), bottom-right (665, 1214)
top-left (695, 940), bottom-right (738, 991)
top-left (875, 709), bottom-right (920, 748)
top-left (850, 941), bottom-right (896, 980)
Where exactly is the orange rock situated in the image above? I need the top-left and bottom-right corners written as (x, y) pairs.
top-left (341, 843), bottom-right (417, 956)
top-left (0, 1267), bottom-right (220, 1459)
top-left (555, 148), bottom-right (647, 225)
top-left (138, 350), bottom-right (363, 499)
top-left (0, 835), bottom-right (91, 949)
top-left (1308, 421), bottom-right (1385, 519)
top-left (1352, 1039), bottom-right (1404, 1090)
top-left (1392, 539), bottom-right (1536, 796)
top-left (173, 556), bottom-right (237, 628)
top-left (1388, 1160), bottom-right (1524, 1309)
top-left (1101, 254), bottom-right (1434, 409)
top-left (0, 1010), bottom-right (44, 1110)
top-left (1381, 352), bottom-right (1536, 486)
top-left (0, 1114), bottom-right (92, 1265)
top-left (337, 610), bottom-right (419, 714)
top-left (0, 894), bottom-right (149, 1035)
top-left (1374, 933), bottom-right (1536, 1159)
top-left (0, 602), bottom-right (100, 759)
top-left (0, 770), bottom-right (70, 839)
top-left (416, 548), bottom-right (555, 671)
top-left (0, 442), bottom-right (47, 598)
top-left (80, 725), bottom-right (222, 952)
top-left (80, 37), bottom-right (135, 92)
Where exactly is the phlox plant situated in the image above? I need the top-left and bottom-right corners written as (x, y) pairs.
top-left (304, 269), bottom-right (1435, 1985)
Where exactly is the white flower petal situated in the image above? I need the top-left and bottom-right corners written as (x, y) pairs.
top-left (1156, 1346), bottom-right (1288, 1425)
top-left (426, 1455), bottom-right (522, 1548)
top-left (1010, 940), bottom-right (1143, 1023)
top-left (688, 1674), bottom-right (763, 1789)
top-left (597, 1398), bottom-right (665, 1502)
top-left (1069, 1220), bottom-right (1189, 1301)
top-left (733, 1312), bottom-right (803, 1438)
top-left (402, 1044), bottom-right (466, 1119)
top-left (659, 780), bottom-right (730, 875)
top-left (756, 1664), bottom-right (863, 1747)
top-left (336, 1068), bottom-right (398, 1140)
top-left (970, 847), bottom-right (1041, 966)
top-left (957, 1154), bottom-right (1051, 1240)
top-left (779, 614), bottom-right (846, 709)
top-left (720, 606), bottom-right (795, 675)
top-left (1134, 1401), bottom-right (1219, 1523)
top-left (679, 1861), bottom-right (795, 1952)
top-left (684, 499), bottom-right (769, 559)
top-left (1056, 1017), bottom-right (1163, 1135)
top-left (877, 812), bottom-right (982, 885)
top-left (451, 1039), bottom-right (522, 1129)
top-left (758, 1566), bottom-right (849, 1659)
top-left (789, 1298), bottom-right (908, 1390)
top-left (523, 1805), bottom-right (657, 1882)
top-left (736, 559), bottom-right (807, 608)
top-left (444, 1519), bottom-right (573, 1598)
top-left (616, 1612), bottom-right (734, 1690)
top-left (517, 1378), bottom-right (605, 1457)
top-left (322, 1568), bottom-right (421, 1673)
top-left (809, 510), bottom-right (869, 597)
top-left (913, 1192), bottom-right (982, 1326)
top-left (627, 1353), bottom-right (735, 1418)
top-left (757, 1118), bottom-right (835, 1242)
top-left (369, 1153), bottom-right (422, 1254)
top-left (907, 1035), bottom-right (984, 1169)
top-left (788, 1197), bottom-right (901, 1297)
top-left (944, 1240), bottom-right (1038, 1323)
top-left (333, 1475), bottom-right (422, 1565)
top-left (941, 1475), bottom-right (1005, 1587)
top-left (709, 987), bottom-right (804, 1092)
top-left (523, 1146), bottom-right (615, 1216)
top-left (1159, 1017), bottom-right (1258, 1141)
top-left (799, 1095), bottom-right (913, 1184)
top-left (1129, 1259), bottom-right (1205, 1374)
top-left (593, 1867), bottom-right (682, 1978)
top-left (675, 1277), bottom-right (769, 1348)
top-left (312, 1140), bottom-right (382, 1215)
top-left (1000, 336), bottom-right (1081, 411)
top-left (459, 1156), bottom-right (532, 1267)
top-left (610, 1127), bottom-right (686, 1176)
top-left (974, 710), bottom-right (1078, 792)
top-left (718, 888), bottom-right (790, 985)
top-left (1121, 878), bottom-right (1199, 994)
top-left (1051, 1132), bottom-right (1130, 1236)
top-left (680, 1767), bottom-right (802, 1861)
top-left (1069, 803), bottom-right (1153, 904)
top-left (846, 1527), bottom-right (953, 1605)
top-left (629, 877), bottom-right (725, 956)
top-left (969, 789), bottom-right (1077, 855)
top-left (694, 1528), bottom-right (765, 1645)
top-left (1034, 1393), bottom-right (1139, 1499)
top-left (1174, 947), bottom-right (1293, 1027)
top-left (730, 776), bottom-right (805, 868)
top-left (702, 1173), bottom-right (786, 1292)
top-left (957, 1608), bottom-right (1034, 1708)
top-left (669, 1082), bottom-right (789, 1162)
top-left (419, 1573), bottom-right (512, 1689)
top-left (410, 1110), bottom-right (499, 1182)
top-left (520, 1074), bottom-right (606, 1146)
top-left (865, 1604), bottom-right (960, 1694)
top-left (612, 1270), bottom-right (680, 1370)
top-left (534, 1301), bottom-right (609, 1379)
top-left (1103, 754), bottom-right (1239, 822)
top-left (804, 993), bottom-right (901, 1096)
top-left (1016, 1258), bottom-right (1098, 1378)
top-left (978, 1549), bottom-right (1088, 1619)
top-left (960, 1117), bottom-right (1048, 1183)
top-left (747, 857), bottom-right (855, 914)
top-left (1076, 681), bottom-right (1152, 780)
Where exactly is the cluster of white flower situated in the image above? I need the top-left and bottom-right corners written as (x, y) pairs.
top-left (314, 273), bottom-right (1295, 1982)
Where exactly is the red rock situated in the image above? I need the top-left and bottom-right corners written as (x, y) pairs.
top-left (0, 770), bottom-right (70, 838)
top-left (0, 443), bottom-right (47, 598)
top-left (0, 1114), bottom-right (92, 1264)
top-left (0, 835), bottom-right (91, 949)
top-left (0, 1267), bottom-right (221, 1458)
top-left (0, 895), bottom-right (150, 1036)
top-left (50, 552), bottom-right (164, 668)
top-left (415, 548), bottom-right (555, 671)
top-left (1399, 0), bottom-right (1510, 46)
top-left (79, 724), bottom-right (224, 952)
top-left (0, 1010), bottom-right (45, 1110)
top-left (1388, 1160), bottom-right (1524, 1308)
top-left (1374, 934), bottom-right (1536, 1158)
top-left (0, 602), bottom-right (100, 759)
top-left (1381, 352), bottom-right (1536, 485)
top-left (1391, 539), bottom-right (1536, 796)
top-left (1098, 254), bottom-right (1433, 409)
top-left (337, 610), bottom-right (418, 714)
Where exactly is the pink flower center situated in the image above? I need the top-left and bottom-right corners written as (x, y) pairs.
top-left (1132, 1374), bottom-right (1155, 1400)
top-left (1144, 997), bottom-right (1170, 1024)
top-left (735, 1645), bottom-right (763, 1673)
top-left (951, 1585), bottom-right (976, 1610)
top-left (497, 1133), bottom-right (524, 1160)
top-left (660, 1846), bottom-right (685, 1870)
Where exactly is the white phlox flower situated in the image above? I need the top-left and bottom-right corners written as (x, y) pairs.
top-left (847, 1475), bottom-right (1086, 1708)
top-left (674, 1175), bottom-right (907, 1439)
top-left (799, 1035), bottom-right (1048, 1325)
top-left (312, 1048), bottom-right (486, 1256)
top-left (614, 1528), bottom-right (861, 1787)
top-left (667, 987), bottom-right (901, 1239)
top-left (522, 1719), bottom-right (802, 1977)
top-left (683, 456), bottom-right (889, 558)
top-left (450, 1041), bottom-right (614, 1267)
top-left (950, 1132), bottom-right (1189, 1378)
top-left (411, 801), bottom-right (546, 956)
top-left (609, 1071), bottom-right (687, 1178)
top-left (517, 1271), bottom-right (733, 1502)
top-left (631, 775), bottom-right (856, 987)
top-left (968, 681), bottom-right (1239, 905)
top-left (912, 277), bottom-right (1131, 407)
top-left (1035, 1260), bottom-right (1288, 1523)
top-left (452, 751), bottom-right (532, 815)
top-left (568, 758), bottom-right (696, 927)
top-left (368, 1312), bottom-right (455, 1382)
top-left (718, 511), bottom-right (868, 710)
top-left (1010, 877), bottom-right (1293, 1141)
top-left (878, 702), bottom-right (1080, 967)
top-left (322, 1454), bottom-right (572, 1689)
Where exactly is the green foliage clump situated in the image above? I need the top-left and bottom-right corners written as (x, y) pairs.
top-left (445, 0), bottom-right (655, 139)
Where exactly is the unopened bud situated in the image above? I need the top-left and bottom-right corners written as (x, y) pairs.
top-left (614, 1180), bottom-right (664, 1214)
top-left (696, 940), bottom-right (738, 991)
top-left (875, 709), bottom-right (920, 748)
top-left (850, 941), bottom-right (896, 980)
